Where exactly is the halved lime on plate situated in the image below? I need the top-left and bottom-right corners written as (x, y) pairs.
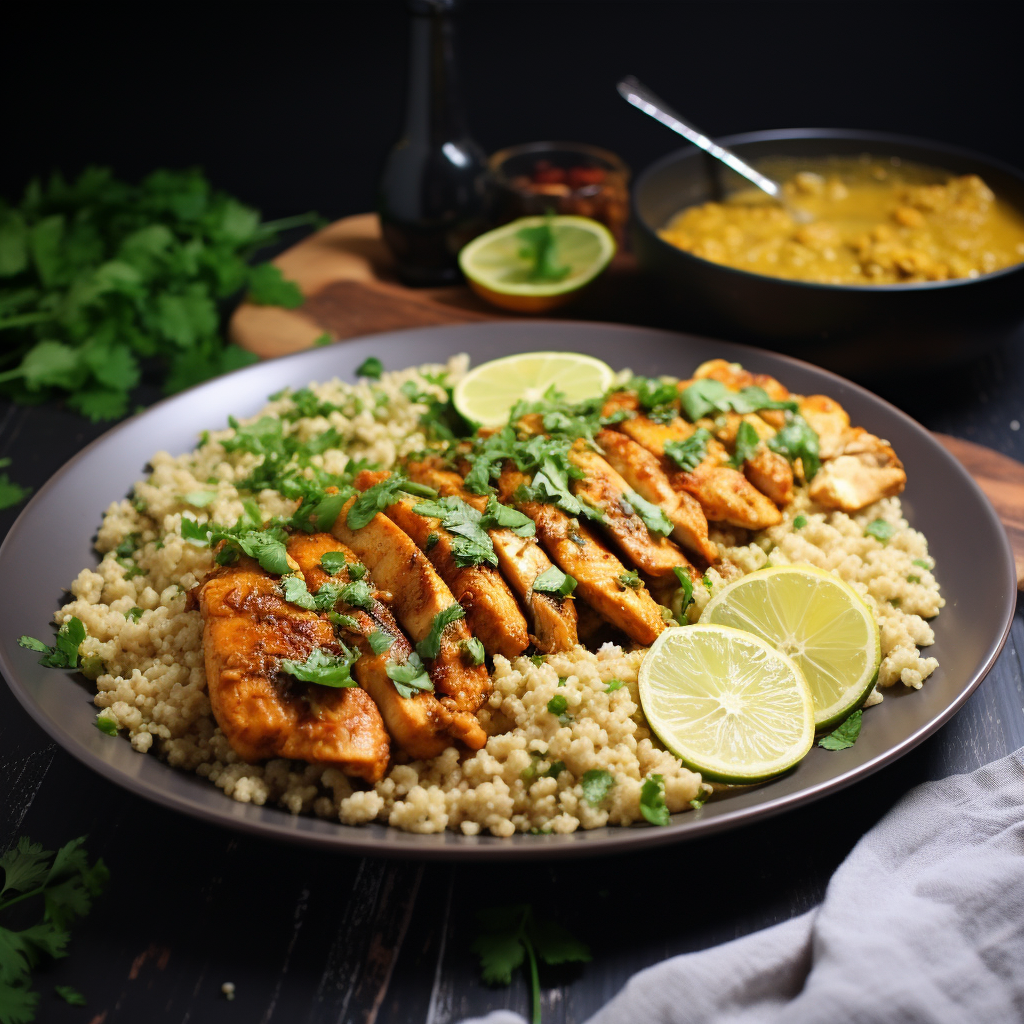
top-left (638, 624), bottom-right (815, 784)
top-left (699, 565), bottom-right (881, 731)
top-left (459, 214), bottom-right (615, 313)
top-left (452, 351), bottom-right (615, 428)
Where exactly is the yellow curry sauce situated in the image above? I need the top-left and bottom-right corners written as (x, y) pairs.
top-left (659, 161), bottom-right (1024, 285)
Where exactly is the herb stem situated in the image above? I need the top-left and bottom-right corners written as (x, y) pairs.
top-left (0, 311), bottom-right (56, 331)
top-left (0, 884), bottom-right (47, 912)
top-left (256, 212), bottom-right (322, 235)
top-left (524, 932), bottom-right (542, 1024)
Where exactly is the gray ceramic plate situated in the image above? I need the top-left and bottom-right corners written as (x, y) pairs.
top-left (0, 322), bottom-right (1015, 859)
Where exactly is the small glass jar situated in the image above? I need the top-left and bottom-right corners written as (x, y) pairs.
top-left (489, 141), bottom-right (630, 246)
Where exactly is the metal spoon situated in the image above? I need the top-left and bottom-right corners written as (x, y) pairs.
top-left (617, 76), bottom-right (810, 219)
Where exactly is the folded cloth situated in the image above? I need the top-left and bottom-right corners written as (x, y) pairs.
top-left (461, 750), bottom-right (1024, 1024)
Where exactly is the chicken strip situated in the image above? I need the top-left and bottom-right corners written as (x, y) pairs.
top-left (195, 558), bottom-right (389, 781)
top-left (405, 460), bottom-right (578, 654)
top-left (285, 532), bottom-right (455, 760)
top-left (611, 398), bottom-right (782, 530)
top-left (497, 464), bottom-right (666, 646)
top-left (708, 412), bottom-right (794, 507)
top-left (798, 395), bottom-right (852, 460)
top-left (331, 488), bottom-right (488, 748)
top-left (355, 470), bottom-right (530, 660)
top-left (569, 442), bottom-right (698, 580)
top-left (595, 428), bottom-right (719, 564)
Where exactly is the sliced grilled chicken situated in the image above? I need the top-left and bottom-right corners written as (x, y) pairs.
top-left (285, 532), bottom-right (455, 760)
top-left (196, 557), bottom-right (390, 781)
top-left (798, 395), bottom-right (852, 460)
top-left (596, 429), bottom-right (719, 564)
top-left (405, 459), bottom-right (579, 654)
top-left (354, 470), bottom-right (530, 660)
top-left (331, 490), bottom-right (488, 749)
top-left (497, 464), bottom-right (666, 646)
top-left (608, 394), bottom-right (782, 530)
top-left (568, 442), bottom-right (698, 580)
top-left (708, 412), bottom-right (794, 507)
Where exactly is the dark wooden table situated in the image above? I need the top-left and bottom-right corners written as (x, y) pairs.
top-left (2, 334), bottom-right (1022, 1024)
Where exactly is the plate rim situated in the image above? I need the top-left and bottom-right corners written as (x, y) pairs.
top-left (0, 319), bottom-right (1015, 860)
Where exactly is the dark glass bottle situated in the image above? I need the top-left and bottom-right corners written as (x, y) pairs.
top-left (378, 0), bottom-right (492, 286)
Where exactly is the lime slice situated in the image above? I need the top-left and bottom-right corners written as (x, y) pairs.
top-left (458, 215), bottom-right (616, 312)
top-left (699, 565), bottom-right (881, 731)
top-left (452, 351), bottom-right (615, 428)
top-left (639, 624), bottom-right (814, 783)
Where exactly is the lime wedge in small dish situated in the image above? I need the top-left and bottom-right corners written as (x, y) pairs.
top-left (452, 351), bottom-right (615, 428)
top-left (458, 214), bottom-right (616, 313)
top-left (638, 624), bottom-right (815, 784)
top-left (699, 565), bottom-right (881, 731)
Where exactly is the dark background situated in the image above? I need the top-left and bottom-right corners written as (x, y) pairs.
top-left (5, 0), bottom-right (1024, 221)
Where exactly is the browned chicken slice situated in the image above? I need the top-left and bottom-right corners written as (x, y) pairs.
top-left (497, 465), bottom-right (666, 646)
top-left (195, 558), bottom-right (390, 781)
top-left (405, 460), bottom-right (578, 654)
top-left (807, 429), bottom-right (907, 512)
top-left (354, 470), bottom-right (530, 660)
top-left (285, 533), bottom-right (455, 760)
top-left (569, 442), bottom-right (697, 580)
top-left (610, 397), bottom-right (782, 530)
top-left (708, 412), bottom-right (794, 507)
top-left (798, 396), bottom-right (907, 511)
top-left (596, 429), bottom-right (719, 564)
top-left (331, 487), bottom-right (488, 748)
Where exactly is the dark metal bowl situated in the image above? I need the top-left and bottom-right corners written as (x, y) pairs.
top-left (631, 129), bottom-right (1024, 378)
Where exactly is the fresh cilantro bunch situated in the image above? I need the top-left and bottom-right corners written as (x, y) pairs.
top-left (471, 904), bottom-right (591, 1024)
top-left (0, 835), bottom-right (108, 1023)
top-left (0, 166), bottom-right (317, 421)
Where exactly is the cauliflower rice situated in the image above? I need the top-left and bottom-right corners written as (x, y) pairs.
top-left (56, 356), bottom-right (943, 836)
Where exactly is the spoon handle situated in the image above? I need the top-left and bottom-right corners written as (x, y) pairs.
top-left (617, 76), bottom-right (782, 199)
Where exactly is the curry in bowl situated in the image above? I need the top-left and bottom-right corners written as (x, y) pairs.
top-left (659, 157), bottom-right (1024, 285)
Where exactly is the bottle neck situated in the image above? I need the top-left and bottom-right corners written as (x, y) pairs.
top-left (404, 5), bottom-right (467, 146)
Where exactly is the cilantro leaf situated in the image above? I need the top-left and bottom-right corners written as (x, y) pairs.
top-left (580, 769), bottom-right (615, 806)
top-left (281, 575), bottom-right (317, 610)
top-left (279, 646), bottom-right (358, 687)
top-left (247, 263), bottom-right (303, 308)
top-left (640, 773), bottom-right (670, 826)
top-left (347, 476), bottom-right (408, 530)
top-left (416, 604), bottom-right (466, 661)
top-left (18, 618), bottom-right (86, 669)
top-left (483, 495), bottom-right (535, 537)
top-left (385, 653), bottom-right (433, 698)
top-left (605, 678), bottom-right (624, 693)
top-left (912, 558), bottom-right (931, 570)
top-left (319, 551), bottom-right (348, 575)
top-left (678, 379), bottom-right (797, 421)
top-left (793, 514), bottom-right (808, 529)
top-left (631, 376), bottom-right (679, 411)
top-left (55, 985), bottom-right (86, 1006)
top-left (95, 715), bottom-right (118, 736)
top-left (864, 519), bottom-right (896, 543)
top-left (355, 356), bottom-right (383, 380)
top-left (729, 419), bottom-right (762, 469)
top-left (618, 569), bottom-right (641, 590)
top-left (339, 579), bottom-right (375, 612)
top-left (664, 428), bottom-right (713, 473)
top-left (413, 496), bottom-right (497, 568)
top-left (672, 566), bottom-right (694, 622)
top-left (368, 631), bottom-right (394, 656)
top-left (623, 489), bottom-right (673, 536)
top-left (236, 531), bottom-right (291, 575)
top-left (532, 566), bottom-right (577, 597)
top-left (461, 636), bottom-right (486, 666)
top-left (547, 694), bottom-right (569, 718)
top-left (818, 709), bottom-right (863, 750)
top-left (768, 413), bottom-right (821, 480)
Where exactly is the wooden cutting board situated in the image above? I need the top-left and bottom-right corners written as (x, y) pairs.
top-left (228, 214), bottom-right (1024, 588)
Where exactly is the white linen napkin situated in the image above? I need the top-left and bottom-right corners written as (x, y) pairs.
top-left (461, 749), bottom-right (1024, 1024)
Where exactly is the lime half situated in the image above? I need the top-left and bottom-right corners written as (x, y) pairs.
top-left (639, 624), bottom-right (815, 784)
top-left (459, 215), bottom-right (615, 312)
top-left (699, 565), bottom-right (881, 731)
top-left (452, 351), bottom-right (615, 428)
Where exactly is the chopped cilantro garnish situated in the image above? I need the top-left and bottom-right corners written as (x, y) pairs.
top-left (690, 787), bottom-right (711, 810)
top-left (347, 475), bottom-right (408, 529)
top-left (356, 356), bottom-right (383, 380)
top-left (581, 769), bottom-right (615, 806)
top-left (547, 694), bottom-right (568, 716)
top-left (702, 573), bottom-right (714, 593)
top-left (328, 611), bottom-right (361, 631)
top-left (623, 489), bottom-right (673, 536)
top-left (114, 533), bottom-right (140, 558)
top-left (618, 569), bottom-right (641, 590)
top-left (672, 566), bottom-right (694, 622)
top-left (818, 709), bottom-right (863, 750)
top-left (368, 631), bottom-right (394, 656)
top-left (18, 617), bottom-right (87, 669)
top-left (632, 375), bottom-right (679, 411)
top-left (664, 428), bottom-right (713, 472)
top-left (907, 574), bottom-right (921, 584)
top-left (281, 575), bottom-right (317, 610)
top-left (605, 678), bottom-right (625, 693)
top-left (126, 607), bottom-right (143, 623)
top-left (236, 530), bottom-right (291, 575)
top-left (386, 653), bottom-right (434, 698)
top-left (279, 646), bottom-right (358, 687)
top-left (319, 551), bottom-right (348, 575)
top-left (413, 496), bottom-right (497, 567)
top-left (864, 519), bottom-right (896, 543)
top-left (793, 514), bottom-right (808, 529)
top-left (529, 654), bottom-right (546, 667)
top-left (425, 532), bottom-right (439, 550)
top-left (416, 604), bottom-right (466, 661)
top-left (912, 558), bottom-right (930, 569)
top-left (679, 379), bottom-right (797, 421)
top-left (461, 636), bottom-right (486, 666)
top-left (768, 413), bottom-right (821, 480)
top-left (639, 773), bottom-right (670, 825)
top-left (95, 714), bottom-right (118, 736)
top-left (182, 489), bottom-right (217, 507)
top-left (339, 579), bottom-right (375, 612)
top-left (532, 565), bottom-right (577, 597)
top-left (729, 419), bottom-right (762, 469)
